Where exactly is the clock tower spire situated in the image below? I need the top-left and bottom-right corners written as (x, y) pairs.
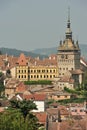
top-left (57, 8), bottom-right (81, 78)
top-left (65, 7), bottom-right (72, 40)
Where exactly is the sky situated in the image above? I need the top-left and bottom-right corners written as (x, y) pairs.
top-left (0, 0), bottom-right (87, 51)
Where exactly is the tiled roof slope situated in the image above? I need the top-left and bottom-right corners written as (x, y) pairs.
top-left (23, 93), bottom-right (46, 101)
top-left (17, 53), bottom-right (28, 66)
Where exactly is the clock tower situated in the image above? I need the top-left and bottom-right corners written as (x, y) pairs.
top-left (57, 8), bottom-right (81, 78)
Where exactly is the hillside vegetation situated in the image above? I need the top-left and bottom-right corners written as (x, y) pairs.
top-left (0, 44), bottom-right (87, 59)
top-left (31, 44), bottom-right (87, 59)
top-left (0, 47), bottom-right (47, 59)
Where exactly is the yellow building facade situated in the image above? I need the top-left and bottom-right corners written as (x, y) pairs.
top-left (16, 53), bottom-right (58, 81)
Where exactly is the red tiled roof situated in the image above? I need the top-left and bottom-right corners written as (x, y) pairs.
top-left (5, 78), bottom-right (20, 88)
top-left (48, 119), bottom-right (86, 130)
top-left (47, 107), bottom-right (69, 116)
top-left (16, 82), bottom-right (27, 93)
top-left (70, 69), bottom-right (84, 74)
top-left (0, 55), bottom-right (18, 70)
top-left (23, 93), bottom-right (46, 101)
top-left (59, 76), bottom-right (74, 83)
top-left (33, 59), bottom-right (57, 66)
top-left (17, 53), bottom-right (28, 66)
top-left (34, 112), bottom-right (47, 124)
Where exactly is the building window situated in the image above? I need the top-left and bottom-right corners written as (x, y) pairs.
top-left (80, 109), bottom-right (83, 112)
top-left (65, 96), bottom-right (67, 98)
top-left (19, 75), bottom-right (20, 78)
top-left (50, 70), bottom-right (52, 73)
top-left (37, 70), bottom-right (40, 73)
top-left (22, 70), bottom-right (23, 73)
top-left (22, 75), bottom-right (23, 78)
top-left (50, 95), bottom-right (52, 98)
top-left (53, 75), bottom-right (55, 78)
top-left (42, 70), bottom-right (45, 73)
top-left (19, 70), bottom-right (20, 73)
top-left (37, 75), bottom-right (39, 78)
top-left (25, 75), bottom-right (26, 78)
top-left (40, 75), bottom-right (42, 78)
top-left (38, 70), bottom-right (40, 73)
top-left (47, 75), bottom-right (48, 78)
top-left (47, 70), bottom-right (48, 73)
top-left (31, 70), bottom-right (33, 73)
top-left (44, 75), bottom-right (46, 78)
top-left (53, 70), bottom-right (55, 73)
top-left (50, 75), bottom-right (52, 78)
top-left (74, 109), bottom-right (77, 112)
top-left (31, 75), bottom-right (33, 78)
top-left (25, 70), bottom-right (26, 73)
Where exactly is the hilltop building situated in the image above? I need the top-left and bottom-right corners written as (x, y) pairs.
top-left (57, 8), bottom-right (80, 77)
top-left (15, 9), bottom-right (84, 90)
top-left (57, 8), bottom-right (83, 89)
top-left (16, 53), bottom-right (58, 81)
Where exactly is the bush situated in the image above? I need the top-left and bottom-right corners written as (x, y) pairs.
top-left (24, 80), bottom-right (52, 85)
top-left (57, 97), bottom-right (87, 104)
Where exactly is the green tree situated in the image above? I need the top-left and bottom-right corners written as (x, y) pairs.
top-left (0, 72), bottom-right (5, 97)
top-left (0, 83), bottom-right (5, 97)
top-left (82, 69), bottom-right (87, 90)
top-left (0, 99), bottom-right (40, 130)
top-left (6, 69), bottom-right (11, 78)
top-left (10, 99), bottom-right (37, 120)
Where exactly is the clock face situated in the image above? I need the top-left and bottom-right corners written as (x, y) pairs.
top-left (61, 54), bottom-right (68, 59)
top-left (61, 54), bottom-right (64, 58)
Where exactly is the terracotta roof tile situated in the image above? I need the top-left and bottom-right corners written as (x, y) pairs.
top-left (70, 69), bottom-right (84, 74)
top-left (5, 78), bottom-right (20, 88)
top-left (48, 119), bottom-right (87, 130)
top-left (17, 53), bottom-right (28, 66)
top-left (16, 82), bottom-right (28, 93)
top-left (47, 107), bottom-right (69, 116)
top-left (34, 112), bottom-right (47, 124)
top-left (59, 76), bottom-right (74, 83)
top-left (23, 93), bottom-right (47, 101)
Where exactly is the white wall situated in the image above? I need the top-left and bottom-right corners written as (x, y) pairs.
top-left (33, 101), bottom-right (45, 112)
